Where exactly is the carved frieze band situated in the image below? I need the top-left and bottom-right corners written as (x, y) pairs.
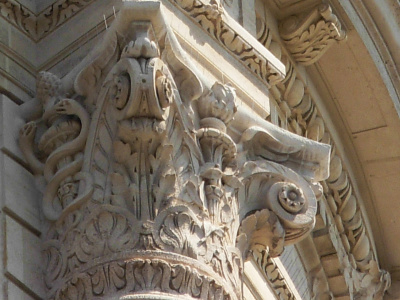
top-left (168, 0), bottom-right (285, 87)
top-left (1, 0), bottom-right (285, 89)
top-left (253, 250), bottom-right (295, 300)
top-left (50, 251), bottom-right (235, 300)
top-left (0, 0), bottom-right (95, 41)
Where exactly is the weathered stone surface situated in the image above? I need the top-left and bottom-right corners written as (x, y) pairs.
top-left (3, 154), bottom-right (42, 232)
top-left (5, 216), bottom-right (44, 299)
top-left (7, 280), bottom-right (36, 300)
top-left (0, 95), bottom-right (25, 159)
top-left (15, 1), bottom-right (329, 299)
top-left (1, 0), bottom-right (397, 298)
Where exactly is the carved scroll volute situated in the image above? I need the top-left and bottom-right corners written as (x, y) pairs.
top-left (236, 125), bottom-right (330, 259)
top-left (41, 3), bottom-right (247, 299)
top-left (18, 1), bottom-right (332, 299)
top-left (237, 160), bottom-right (317, 255)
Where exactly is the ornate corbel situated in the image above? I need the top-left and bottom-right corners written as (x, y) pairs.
top-left (279, 3), bottom-right (346, 66)
top-left (18, 1), bottom-right (330, 299)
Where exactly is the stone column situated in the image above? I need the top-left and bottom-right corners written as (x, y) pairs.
top-left (18, 1), bottom-right (330, 299)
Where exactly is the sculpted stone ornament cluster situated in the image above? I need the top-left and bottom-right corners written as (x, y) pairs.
top-left (19, 71), bottom-right (92, 224)
top-left (279, 3), bottom-right (346, 66)
top-left (18, 1), bottom-right (329, 299)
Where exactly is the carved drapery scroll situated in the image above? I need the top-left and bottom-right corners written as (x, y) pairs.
top-left (18, 1), bottom-right (330, 299)
top-left (279, 4), bottom-right (346, 66)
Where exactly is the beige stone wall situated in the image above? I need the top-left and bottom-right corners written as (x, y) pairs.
top-left (0, 95), bottom-right (44, 299)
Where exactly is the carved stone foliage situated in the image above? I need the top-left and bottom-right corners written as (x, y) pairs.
top-left (19, 1), bottom-right (329, 299)
top-left (253, 250), bottom-right (295, 300)
top-left (169, 0), bottom-right (285, 87)
top-left (0, 0), bottom-right (95, 41)
top-left (257, 10), bottom-right (390, 299)
top-left (279, 4), bottom-right (346, 66)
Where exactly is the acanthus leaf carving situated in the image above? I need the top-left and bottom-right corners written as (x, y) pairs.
top-left (170, 0), bottom-right (285, 87)
top-left (279, 4), bottom-right (346, 66)
top-left (18, 1), bottom-right (330, 299)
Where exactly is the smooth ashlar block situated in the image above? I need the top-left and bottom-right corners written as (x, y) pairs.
top-left (5, 216), bottom-right (44, 299)
top-left (0, 95), bottom-right (25, 159)
top-left (7, 280), bottom-right (36, 300)
top-left (3, 154), bottom-right (42, 232)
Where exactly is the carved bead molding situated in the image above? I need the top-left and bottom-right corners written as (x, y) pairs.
top-left (0, 0), bottom-right (95, 41)
top-left (279, 4), bottom-right (346, 66)
top-left (18, 1), bottom-right (329, 299)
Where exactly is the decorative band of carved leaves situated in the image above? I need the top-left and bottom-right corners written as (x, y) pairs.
top-left (0, 0), bottom-right (95, 41)
top-left (253, 250), bottom-right (295, 300)
top-left (49, 252), bottom-right (238, 300)
top-left (1, 0), bottom-right (285, 89)
top-left (168, 0), bottom-right (285, 87)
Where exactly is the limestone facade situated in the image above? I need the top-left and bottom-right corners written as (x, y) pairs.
top-left (0, 0), bottom-right (399, 299)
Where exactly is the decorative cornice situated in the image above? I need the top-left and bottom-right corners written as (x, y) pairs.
top-left (0, 0), bottom-right (95, 41)
top-left (2, 0), bottom-right (287, 92)
top-left (161, 0), bottom-right (287, 87)
top-left (257, 13), bottom-right (390, 298)
top-left (279, 4), bottom-right (346, 66)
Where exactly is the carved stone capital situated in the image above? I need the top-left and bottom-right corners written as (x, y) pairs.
top-left (18, 1), bottom-right (330, 299)
top-left (279, 4), bottom-right (346, 66)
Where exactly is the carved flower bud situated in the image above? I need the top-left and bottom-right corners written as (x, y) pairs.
top-left (199, 82), bottom-right (237, 124)
top-left (278, 183), bottom-right (305, 213)
top-left (121, 23), bottom-right (159, 59)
